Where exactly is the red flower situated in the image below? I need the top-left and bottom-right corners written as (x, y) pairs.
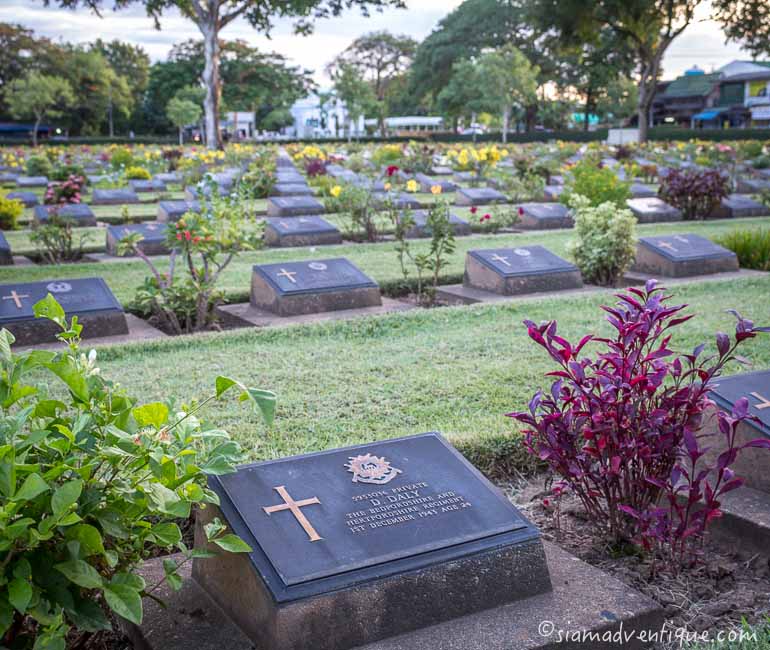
top-left (470, 206), bottom-right (478, 214)
top-left (483, 214), bottom-right (491, 220)
top-left (386, 165), bottom-right (399, 177)
top-left (192, 236), bottom-right (201, 244)
top-left (518, 206), bottom-right (524, 216)
top-left (176, 232), bottom-right (183, 240)
top-left (184, 230), bottom-right (192, 241)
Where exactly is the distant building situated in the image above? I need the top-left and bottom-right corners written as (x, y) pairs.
top-left (286, 93), bottom-right (364, 139)
top-left (0, 122), bottom-right (55, 141)
top-left (363, 116), bottom-right (444, 136)
top-left (222, 112), bottom-right (256, 140)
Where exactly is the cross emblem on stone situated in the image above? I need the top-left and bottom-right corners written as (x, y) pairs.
top-left (146, 224), bottom-right (158, 230)
top-left (657, 241), bottom-right (678, 252)
top-left (277, 268), bottom-right (297, 284)
top-left (279, 221), bottom-right (290, 228)
top-left (491, 254), bottom-right (510, 267)
top-left (262, 485), bottom-right (323, 542)
top-left (750, 392), bottom-right (770, 410)
top-left (2, 290), bottom-right (29, 309)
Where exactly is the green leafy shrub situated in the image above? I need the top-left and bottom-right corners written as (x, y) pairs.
top-left (124, 166), bottom-right (152, 180)
top-left (567, 194), bottom-right (637, 286)
top-left (0, 296), bottom-right (275, 648)
top-left (716, 228), bottom-right (770, 271)
top-left (561, 159), bottom-right (631, 208)
top-left (753, 155), bottom-right (770, 170)
top-left (50, 164), bottom-right (86, 182)
top-left (25, 155), bottom-right (52, 178)
top-left (30, 214), bottom-right (90, 264)
top-left (740, 140), bottom-right (764, 159)
top-left (0, 193), bottom-right (24, 230)
top-left (329, 184), bottom-right (380, 243)
top-left (110, 147), bottom-right (133, 170)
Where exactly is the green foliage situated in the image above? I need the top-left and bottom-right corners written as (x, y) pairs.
top-left (110, 147), bottom-right (133, 170)
top-left (331, 62), bottom-right (378, 140)
top-left (567, 194), bottom-right (637, 286)
top-left (25, 155), bottom-right (52, 178)
top-left (331, 184), bottom-right (381, 242)
top-left (124, 166), bottom-right (152, 180)
top-left (0, 193), bottom-right (23, 230)
top-left (50, 163), bottom-right (85, 182)
top-left (740, 140), bottom-right (764, 159)
top-left (716, 228), bottom-right (770, 271)
top-left (29, 215), bottom-right (90, 264)
top-left (241, 151), bottom-right (277, 199)
top-left (166, 95), bottom-right (202, 143)
top-left (561, 159), bottom-right (631, 208)
top-left (0, 297), bottom-right (274, 647)
top-left (3, 72), bottom-right (75, 145)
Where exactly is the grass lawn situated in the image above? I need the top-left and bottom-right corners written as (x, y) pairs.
top-left (54, 275), bottom-right (770, 464)
top-left (3, 216), bottom-right (769, 304)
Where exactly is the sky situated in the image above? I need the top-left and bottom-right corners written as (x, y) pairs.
top-left (0, 0), bottom-right (754, 86)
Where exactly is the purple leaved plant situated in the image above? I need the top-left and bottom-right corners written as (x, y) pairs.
top-left (508, 280), bottom-right (770, 571)
top-left (659, 168), bottom-right (730, 220)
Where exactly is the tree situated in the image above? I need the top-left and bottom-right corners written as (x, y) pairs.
top-left (328, 30), bottom-right (416, 134)
top-left (595, 74), bottom-right (638, 126)
top-left (436, 58), bottom-right (487, 130)
top-left (712, 0), bottom-right (770, 59)
top-left (167, 95), bottom-right (202, 144)
top-left (49, 0), bottom-right (405, 149)
top-left (331, 62), bottom-right (377, 141)
top-left (4, 71), bottom-right (74, 145)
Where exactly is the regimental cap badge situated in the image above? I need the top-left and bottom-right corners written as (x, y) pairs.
top-left (345, 453), bottom-right (402, 485)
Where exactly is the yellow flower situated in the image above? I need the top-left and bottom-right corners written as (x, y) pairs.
top-left (384, 182), bottom-right (392, 191)
top-left (430, 185), bottom-right (442, 195)
top-left (330, 185), bottom-right (342, 198)
top-left (406, 179), bottom-right (418, 193)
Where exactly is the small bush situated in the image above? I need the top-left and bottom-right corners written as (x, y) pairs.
top-left (753, 155), bottom-right (770, 170)
top-left (567, 194), bottom-right (637, 286)
top-left (561, 159), bottom-right (631, 208)
top-left (44, 175), bottom-right (86, 205)
top-left (659, 168), bottom-right (730, 220)
top-left (509, 282), bottom-right (770, 571)
top-left (0, 193), bottom-right (24, 230)
top-left (304, 157), bottom-right (327, 177)
top-left (30, 213), bottom-right (89, 263)
top-left (110, 147), bottom-right (133, 170)
top-left (716, 228), bottom-right (770, 271)
top-left (740, 140), bottom-right (764, 159)
top-left (50, 163), bottom-right (86, 182)
top-left (124, 165), bottom-right (152, 180)
top-left (25, 155), bottom-right (52, 177)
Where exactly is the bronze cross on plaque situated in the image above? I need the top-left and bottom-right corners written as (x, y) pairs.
top-left (277, 268), bottom-right (297, 284)
top-left (750, 392), bottom-right (770, 410)
top-left (491, 254), bottom-right (511, 267)
top-left (263, 485), bottom-right (323, 542)
top-left (2, 290), bottom-right (29, 309)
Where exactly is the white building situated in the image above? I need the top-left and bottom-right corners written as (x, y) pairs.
top-left (286, 93), bottom-right (365, 139)
top-left (363, 116), bottom-right (444, 136)
top-left (222, 112), bottom-right (256, 140)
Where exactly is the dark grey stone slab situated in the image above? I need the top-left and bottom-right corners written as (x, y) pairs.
top-left (464, 246), bottom-right (582, 295)
top-left (517, 202), bottom-right (573, 229)
top-left (0, 277), bottom-right (128, 346)
top-left (128, 178), bottom-right (167, 193)
top-left (736, 178), bottom-right (770, 194)
top-left (626, 197), bottom-right (682, 223)
top-left (193, 433), bottom-right (549, 650)
top-left (629, 183), bottom-right (656, 198)
top-left (87, 174), bottom-right (109, 184)
top-left (707, 370), bottom-right (770, 493)
top-left (106, 222), bottom-right (169, 256)
top-left (157, 200), bottom-right (202, 222)
top-left (400, 210), bottom-right (471, 238)
top-left (430, 166), bottom-right (453, 176)
top-left (327, 168), bottom-right (359, 183)
top-left (276, 155), bottom-right (295, 168)
top-left (184, 183), bottom-right (230, 200)
top-left (415, 173), bottom-right (456, 193)
top-left (543, 185), bottom-right (563, 202)
top-left (251, 257), bottom-right (381, 316)
top-left (267, 195), bottom-right (324, 217)
top-left (453, 171), bottom-right (482, 184)
top-left (6, 191), bottom-right (39, 207)
top-left (92, 188), bottom-right (140, 205)
top-left (632, 233), bottom-right (738, 278)
top-left (351, 177), bottom-right (386, 192)
top-left (269, 183), bottom-right (313, 197)
top-left (0, 172), bottom-right (19, 183)
top-left (154, 172), bottom-right (182, 184)
top-left (264, 216), bottom-right (342, 247)
top-left (16, 176), bottom-right (48, 188)
top-left (710, 194), bottom-right (767, 219)
top-left (275, 171), bottom-right (305, 184)
top-left (33, 203), bottom-right (96, 227)
top-left (455, 187), bottom-right (506, 206)
top-left (0, 231), bottom-right (11, 266)
top-left (374, 192), bottom-right (422, 210)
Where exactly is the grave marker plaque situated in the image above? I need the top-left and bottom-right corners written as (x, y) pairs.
top-left (266, 196), bottom-right (324, 217)
top-left (0, 172), bottom-right (19, 183)
top-left (431, 165), bottom-right (453, 176)
top-left (154, 172), bottom-right (182, 184)
top-left (707, 370), bottom-right (770, 493)
top-left (710, 194), bottom-right (767, 219)
top-left (157, 200), bottom-right (201, 222)
top-left (128, 179), bottom-right (167, 193)
top-left (6, 191), bottom-right (39, 207)
top-left (415, 173), bottom-right (457, 193)
top-left (193, 432), bottom-right (548, 650)
top-left (400, 210), bottom-right (471, 238)
top-left (0, 277), bottom-right (128, 345)
top-left (630, 183), bottom-right (657, 198)
top-left (275, 171), bottom-right (305, 184)
top-left (92, 188), bottom-right (140, 205)
top-left (106, 222), bottom-right (169, 256)
top-left (736, 178), bottom-right (770, 194)
top-left (464, 246), bottom-right (582, 295)
top-left (543, 185), bottom-right (563, 202)
top-left (626, 197), bottom-right (682, 223)
top-left (269, 183), bottom-right (313, 197)
top-left (16, 176), bottom-right (48, 188)
top-left (264, 216), bottom-right (342, 247)
top-left (0, 231), bottom-right (11, 265)
top-left (517, 202), bottom-right (573, 229)
top-left (373, 192), bottom-right (422, 210)
top-left (250, 257), bottom-right (381, 316)
top-left (33, 204), bottom-right (97, 228)
top-left (455, 187), bottom-right (507, 207)
top-left (632, 233), bottom-right (739, 277)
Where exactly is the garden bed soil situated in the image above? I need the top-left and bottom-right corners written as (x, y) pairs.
top-left (507, 476), bottom-right (770, 641)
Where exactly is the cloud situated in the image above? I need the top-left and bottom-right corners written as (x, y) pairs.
top-left (0, 0), bottom-right (750, 85)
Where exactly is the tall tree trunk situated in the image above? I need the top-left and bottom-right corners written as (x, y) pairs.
top-left (179, 126), bottom-right (184, 146)
top-left (108, 85), bottom-right (114, 137)
top-left (584, 88), bottom-right (591, 132)
top-left (502, 108), bottom-right (509, 144)
top-left (201, 20), bottom-right (222, 150)
top-left (32, 114), bottom-right (41, 147)
top-left (636, 46), bottom-right (666, 144)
